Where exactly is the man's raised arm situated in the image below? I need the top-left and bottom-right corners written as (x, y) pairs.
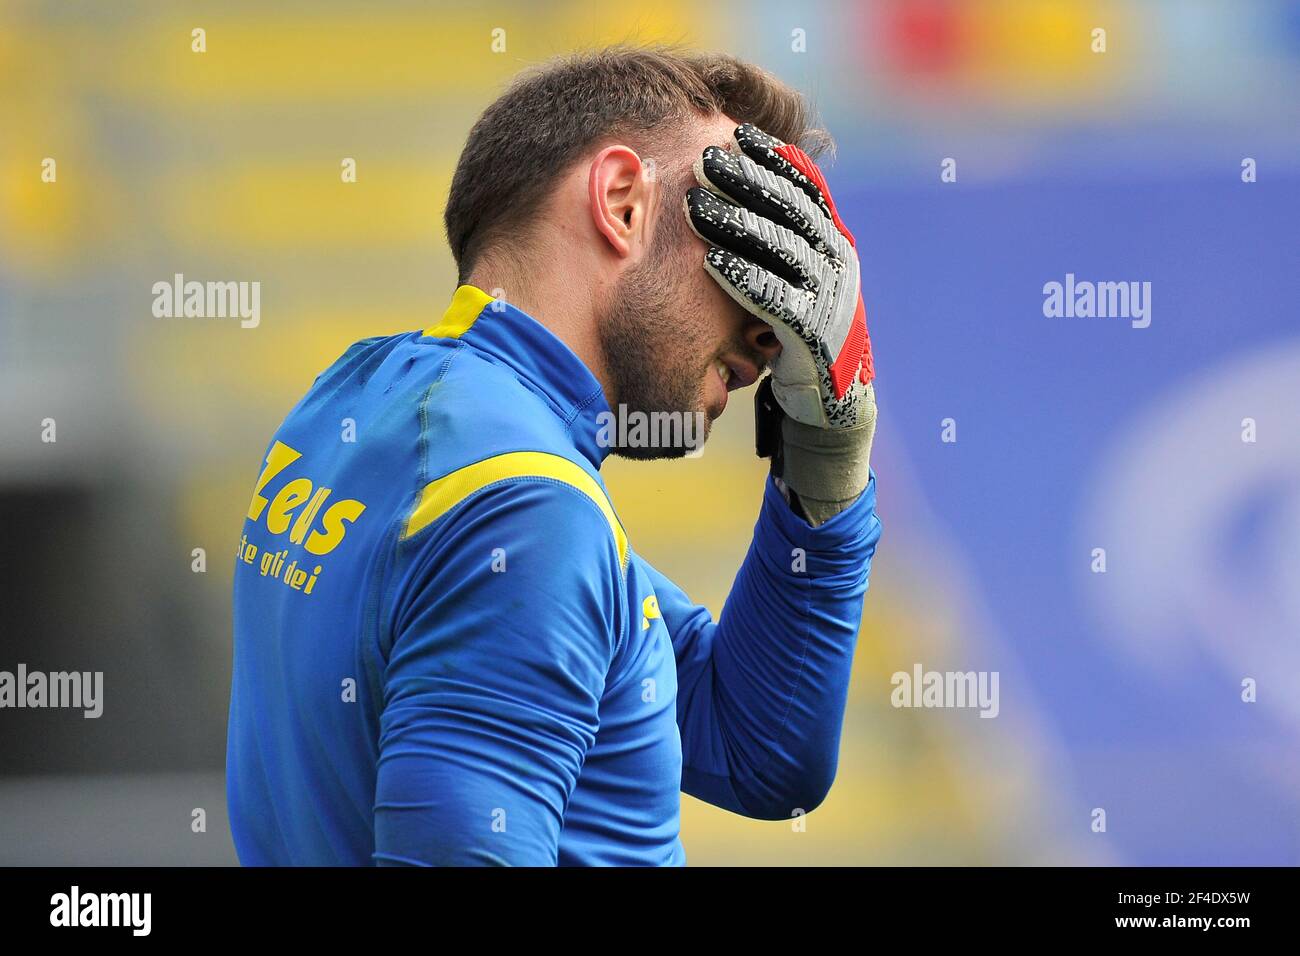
top-left (663, 121), bottom-right (883, 818)
top-left (647, 470), bottom-right (880, 819)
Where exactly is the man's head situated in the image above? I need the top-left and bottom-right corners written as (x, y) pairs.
top-left (444, 44), bottom-right (832, 457)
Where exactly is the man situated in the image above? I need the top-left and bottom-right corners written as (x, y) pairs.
top-left (226, 45), bottom-right (882, 866)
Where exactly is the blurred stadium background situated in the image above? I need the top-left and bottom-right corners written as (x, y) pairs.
top-left (1, 0), bottom-right (1297, 865)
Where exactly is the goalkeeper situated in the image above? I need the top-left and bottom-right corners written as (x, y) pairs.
top-left (226, 46), bottom-right (882, 866)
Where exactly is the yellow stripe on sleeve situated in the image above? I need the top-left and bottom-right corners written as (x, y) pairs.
top-left (402, 451), bottom-right (628, 572)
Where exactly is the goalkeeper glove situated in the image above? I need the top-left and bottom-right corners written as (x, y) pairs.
top-left (685, 123), bottom-right (876, 525)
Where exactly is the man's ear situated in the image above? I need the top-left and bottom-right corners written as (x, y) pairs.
top-left (588, 145), bottom-right (655, 259)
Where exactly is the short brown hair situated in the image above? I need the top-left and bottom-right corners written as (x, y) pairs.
top-left (444, 44), bottom-right (831, 283)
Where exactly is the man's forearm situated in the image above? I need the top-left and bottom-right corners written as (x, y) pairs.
top-left (679, 473), bottom-right (881, 818)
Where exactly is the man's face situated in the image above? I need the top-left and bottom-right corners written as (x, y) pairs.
top-left (596, 114), bottom-right (779, 460)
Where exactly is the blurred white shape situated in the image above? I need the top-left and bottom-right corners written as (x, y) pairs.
top-left (1081, 339), bottom-right (1300, 726)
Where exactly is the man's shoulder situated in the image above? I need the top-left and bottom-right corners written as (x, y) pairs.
top-left (297, 329), bottom-right (574, 453)
top-left (412, 336), bottom-right (587, 473)
top-left (300, 329), bottom-right (617, 555)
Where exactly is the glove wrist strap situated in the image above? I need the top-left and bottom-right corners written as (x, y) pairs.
top-left (754, 376), bottom-right (786, 475)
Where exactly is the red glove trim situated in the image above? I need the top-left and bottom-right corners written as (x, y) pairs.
top-left (774, 143), bottom-right (875, 393)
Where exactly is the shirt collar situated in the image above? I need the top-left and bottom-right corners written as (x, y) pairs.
top-left (427, 285), bottom-right (612, 469)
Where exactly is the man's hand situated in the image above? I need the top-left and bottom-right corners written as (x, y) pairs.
top-left (684, 123), bottom-right (873, 429)
top-left (684, 123), bottom-right (876, 525)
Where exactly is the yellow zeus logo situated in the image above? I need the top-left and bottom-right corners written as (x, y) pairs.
top-left (246, 441), bottom-right (366, 556)
top-left (642, 595), bottom-right (661, 631)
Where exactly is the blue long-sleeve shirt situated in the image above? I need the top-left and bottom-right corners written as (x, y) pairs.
top-left (226, 284), bottom-right (882, 865)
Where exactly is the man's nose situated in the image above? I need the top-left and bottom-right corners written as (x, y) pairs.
top-left (743, 318), bottom-right (783, 367)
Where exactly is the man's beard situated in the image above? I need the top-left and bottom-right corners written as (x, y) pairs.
top-left (596, 249), bottom-right (715, 461)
